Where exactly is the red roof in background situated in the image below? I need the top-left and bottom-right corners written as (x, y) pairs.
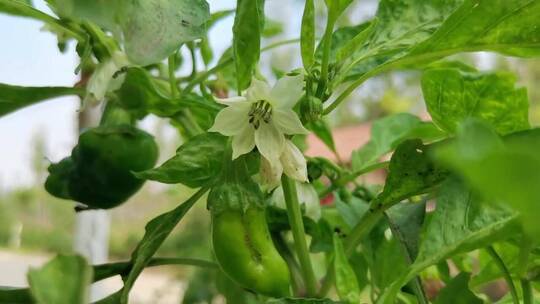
top-left (305, 124), bottom-right (372, 163)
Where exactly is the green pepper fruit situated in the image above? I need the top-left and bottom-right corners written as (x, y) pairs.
top-left (45, 124), bottom-right (158, 209)
top-left (212, 205), bottom-right (291, 298)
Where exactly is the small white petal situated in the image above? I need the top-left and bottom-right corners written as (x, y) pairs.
top-left (280, 140), bottom-right (308, 182)
top-left (273, 108), bottom-right (309, 135)
top-left (255, 121), bottom-right (285, 162)
top-left (214, 96), bottom-right (250, 106)
top-left (260, 156), bottom-right (283, 190)
top-left (246, 78), bottom-right (272, 101)
top-left (209, 104), bottom-right (251, 136)
top-left (86, 58), bottom-right (119, 102)
top-left (270, 73), bottom-right (304, 109)
top-left (296, 182), bottom-right (321, 220)
top-left (270, 185), bottom-right (287, 209)
top-left (232, 124), bottom-right (256, 159)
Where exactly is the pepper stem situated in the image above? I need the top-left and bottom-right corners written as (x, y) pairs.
top-left (281, 175), bottom-right (318, 297)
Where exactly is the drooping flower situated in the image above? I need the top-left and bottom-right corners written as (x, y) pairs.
top-left (209, 73), bottom-right (309, 186)
top-left (271, 181), bottom-right (321, 221)
top-left (84, 51), bottom-right (129, 106)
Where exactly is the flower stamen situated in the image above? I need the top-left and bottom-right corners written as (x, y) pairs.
top-left (249, 100), bottom-right (273, 129)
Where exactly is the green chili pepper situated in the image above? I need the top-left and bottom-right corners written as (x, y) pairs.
top-left (45, 124), bottom-right (158, 209)
top-left (212, 205), bottom-right (291, 298)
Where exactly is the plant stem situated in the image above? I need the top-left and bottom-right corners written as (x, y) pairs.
top-left (188, 43), bottom-right (197, 79)
top-left (486, 246), bottom-right (519, 304)
top-left (323, 69), bottom-right (376, 115)
top-left (281, 175), bottom-right (318, 297)
top-left (94, 257), bottom-right (217, 281)
top-left (521, 279), bottom-right (533, 304)
top-left (318, 200), bottom-right (387, 296)
top-left (168, 53), bottom-right (179, 98)
top-left (318, 161), bottom-right (390, 197)
top-left (272, 232), bottom-right (304, 296)
top-left (182, 38), bottom-right (301, 94)
top-left (184, 57), bottom-right (233, 93)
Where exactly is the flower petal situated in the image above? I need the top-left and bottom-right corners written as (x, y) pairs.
top-left (255, 121), bottom-right (284, 161)
top-left (273, 108), bottom-right (309, 135)
top-left (296, 182), bottom-right (321, 220)
top-left (209, 104), bottom-right (251, 136)
top-left (232, 124), bottom-right (256, 159)
top-left (214, 96), bottom-right (250, 106)
top-left (246, 78), bottom-right (272, 101)
top-left (280, 140), bottom-right (308, 182)
top-left (270, 73), bottom-right (304, 109)
top-left (260, 156), bottom-right (283, 190)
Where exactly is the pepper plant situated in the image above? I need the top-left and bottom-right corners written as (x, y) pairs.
top-left (1, 0), bottom-right (540, 303)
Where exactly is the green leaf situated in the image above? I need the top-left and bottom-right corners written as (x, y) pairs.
top-left (0, 83), bottom-right (84, 117)
top-left (233, 0), bottom-right (264, 90)
top-left (339, 0), bottom-right (540, 85)
top-left (378, 178), bottom-right (518, 303)
top-left (335, 195), bottom-right (368, 229)
top-left (207, 156), bottom-right (264, 214)
top-left (376, 139), bottom-right (448, 205)
top-left (1, 257), bottom-right (216, 304)
top-left (386, 201), bottom-right (426, 262)
top-left (120, 187), bottom-right (208, 304)
top-left (385, 202), bottom-right (427, 300)
top-left (0, 287), bottom-right (33, 304)
top-left (51, 0), bottom-right (123, 31)
top-left (436, 120), bottom-right (540, 238)
top-left (362, 220), bottom-right (409, 292)
top-left (315, 22), bottom-right (372, 65)
top-left (422, 67), bottom-right (530, 135)
top-left (433, 273), bottom-right (482, 304)
top-left (307, 120), bottom-right (336, 153)
top-left (267, 298), bottom-right (344, 304)
top-left (27, 254), bottom-right (92, 304)
top-left (135, 133), bottom-right (227, 188)
top-left (471, 242), bottom-right (520, 288)
top-left (122, 0), bottom-right (210, 65)
top-left (324, 0), bottom-right (353, 24)
top-left (52, 0), bottom-right (210, 65)
top-left (336, 21), bottom-right (377, 63)
top-left (262, 18), bottom-right (283, 38)
top-left (300, 0), bottom-right (315, 68)
top-left (351, 113), bottom-right (444, 171)
top-left (410, 0), bottom-right (540, 58)
top-left (333, 234), bottom-right (361, 304)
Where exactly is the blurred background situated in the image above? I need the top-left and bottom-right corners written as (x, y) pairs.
top-left (1, 0), bottom-right (540, 303)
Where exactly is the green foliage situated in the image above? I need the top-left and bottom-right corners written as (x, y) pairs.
top-left (433, 272), bottom-right (482, 304)
top-left (232, 0), bottom-right (264, 90)
top-left (300, 0), bottom-right (315, 69)
top-left (351, 113), bottom-right (444, 171)
top-left (0, 84), bottom-right (84, 117)
top-left (28, 254), bottom-right (92, 304)
top-left (437, 120), bottom-right (540, 238)
top-left (422, 67), bottom-right (530, 135)
top-left (333, 234), bottom-right (360, 303)
top-left (135, 132), bottom-right (227, 188)
top-left (51, 0), bottom-right (210, 65)
top-left (379, 178), bottom-right (519, 302)
top-left (376, 139), bottom-right (447, 206)
top-left (120, 188), bottom-right (208, 304)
